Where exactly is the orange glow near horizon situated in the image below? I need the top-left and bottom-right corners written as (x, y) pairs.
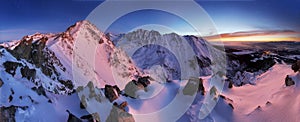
top-left (205, 31), bottom-right (300, 42)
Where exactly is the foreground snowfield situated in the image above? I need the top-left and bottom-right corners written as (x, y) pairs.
top-left (224, 64), bottom-right (300, 122)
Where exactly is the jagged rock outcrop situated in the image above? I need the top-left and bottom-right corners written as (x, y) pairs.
top-left (104, 85), bottom-right (121, 102)
top-left (198, 78), bottom-right (205, 95)
top-left (232, 71), bottom-right (256, 86)
top-left (3, 61), bottom-right (22, 76)
top-left (31, 86), bottom-right (47, 96)
top-left (66, 110), bottom-right (82, 122)
top-left (1, 36), bottom-right (74, 95)
top-left (106, 105), bottom-right (135, 122)
top-left (80, 113), bottom-right (101, 122)
top-left (285, 75), bottom-right (295, 86)
top-left (291, 60), bottom-right (300, 72)
top-left (80, 95), bottom-right (87, 109)
top-left (0, 106), bottom-right (28, 122)
top-left (219, 95), bottom-right (234, 109)
top-left (4, 33), bottom-right (74, 93)
top-left (8, 36), bottom-right (64, 78)
top-left (124, 80), bottom-right (141, 99)
top-left (124, 76), bottom-right (151, 98)
top-left (0, 78), bottom-right (3, 88)
top-left (226, 52), bottom-right (276, 86)
top-left (137, 76), bottom-right (151, 87)
top-left (183, 77), bottom-right (205, 96)
top-left (20, 65), bottom-right (36, 81)
top-left (113, 101), bottom-right (129, 112)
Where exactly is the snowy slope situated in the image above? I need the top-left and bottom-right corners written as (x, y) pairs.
top-left (224, 64), bottom-right (300, 122)
top-left (47, 20), bottom-right (141, 89)
top-left (0, 47), bottom-right (90, 121)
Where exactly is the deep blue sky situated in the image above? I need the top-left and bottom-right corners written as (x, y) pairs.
top-left (1, 0), bottom-right (299, 41)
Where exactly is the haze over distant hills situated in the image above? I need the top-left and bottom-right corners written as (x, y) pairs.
top-left (205, 30), bottom-right (300, 42)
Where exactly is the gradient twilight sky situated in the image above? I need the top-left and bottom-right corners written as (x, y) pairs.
top-left (0, 0), bottom-right (300, 41)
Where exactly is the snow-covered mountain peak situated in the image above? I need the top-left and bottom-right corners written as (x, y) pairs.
top-left (113, 29), bottom-right (217, 78)
top-left (0, 20), bottom-right (142, 94)
top-left (128, 29), bottom-right (162, 38)
top-left (42, 20), bottom-right (141, 89)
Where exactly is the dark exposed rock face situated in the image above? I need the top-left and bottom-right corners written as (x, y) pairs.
top-left (183, 77), bottom-right (205, 96)
top-left (113, 85), bottom-right (121, 94)
top-left (137, 76), bottom-right (151, 87)
top-left (228, 103), bottom-right (234, 109)
top-left (0, 48), bottom-right (3, 57)
top-left (104, 85), bottom-right (120, 102)
top-left (58, 79), bottom-right (74, 90)
top-left (8, 95), bottom-right (13, 102)
top-left (113, 101), bottom-right (129, 112)
top-left (9, 37), bottom-right (51, 75)
top-left (3, 35), bottom-right (74, 95)
top-left (198, 78), bottom-right (205, 95)
top-left (31, 86), bottom-right (47, 96)
top-left (0, 78), bottom-right (3, 88)
top-left (0, 106), bottom-right (16, 122)
top-left (80, 95), bottom-right (87, 109)
top-left (80, 112), bottom-right (101, 122)
top-left (285, 75), bottom-right (295, 86)
top-left (0, 106), bottom-right (28, 122)
top-left (227, 52), bottom-right (276, 73)
top-left (226, 52), bottom-right (276, 87)
top-left (219, 95), bottom-right (234, 110)
top-left (228, 81), bottom-right (233, 89)
top-left (8, 35), bottom-right (66, 80)
top-left (3, 61), bottom-right (22, 76)
top-left (66, 110), bottom-right (82, 122)
top-left (20, 66), bottom-right (36, 80)
top-left (291, 60), bottom-right (300, 72)
top-left (196, 55), bottom-right (211, 68)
